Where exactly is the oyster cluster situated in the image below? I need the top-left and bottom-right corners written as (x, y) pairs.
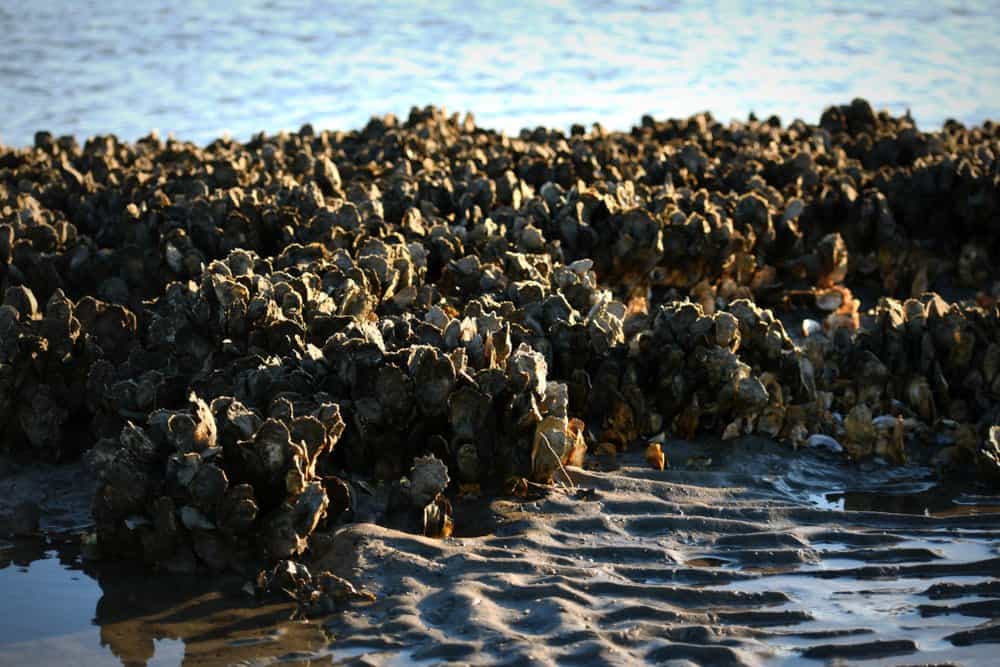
top-left (2, 100), bottom-right (1000, 574)
top-left (0, 286), bottom-right (136, 458)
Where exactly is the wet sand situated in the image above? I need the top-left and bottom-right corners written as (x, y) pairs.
top-left (2, 440), bottom-right (998, 665)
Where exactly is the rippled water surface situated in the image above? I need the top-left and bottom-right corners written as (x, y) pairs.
top-left (1, 0), bottom-right (999, 145)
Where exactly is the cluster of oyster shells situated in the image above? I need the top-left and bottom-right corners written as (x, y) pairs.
top-left (2, 99), bottom-right (999, 575)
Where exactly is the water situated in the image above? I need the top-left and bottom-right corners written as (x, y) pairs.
top-left (2, 0), bottom-right (999, 147)
top-left (0, 536), bottom-right (329, 666)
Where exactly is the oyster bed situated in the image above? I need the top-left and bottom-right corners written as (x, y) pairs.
top-left (2, 100), bottom-right (1000, 586)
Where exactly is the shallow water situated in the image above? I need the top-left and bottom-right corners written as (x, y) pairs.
top-left (2, 0), bottom-right (999, 147)
top-left (0, 537), bottom-right (328, 666)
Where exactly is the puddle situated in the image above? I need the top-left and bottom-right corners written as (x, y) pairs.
top-left (0, 535), bottom-right (332, 666)
top-left (811, 485), bottom-right (1000, 518)
top-left (707, 487), bottom-right (1000, 664)
top-left (765, 449), bottom-right (1000, 518)
top-left (685, 557), bottom-right (730, 568)
top-left (729, 569), bottom-right (1000, 666)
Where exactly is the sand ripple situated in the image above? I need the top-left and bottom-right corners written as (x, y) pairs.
top-left (317, 451), bottom-right (1000, 666)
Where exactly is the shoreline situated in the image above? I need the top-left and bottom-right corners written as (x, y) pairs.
top-left (3, 104), bottom-right (996, 156)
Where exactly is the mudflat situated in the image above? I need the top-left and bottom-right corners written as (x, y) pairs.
top-left (2, 441), bottom-right (999, 665)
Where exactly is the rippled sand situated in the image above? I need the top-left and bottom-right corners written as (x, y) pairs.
top-left (3, 440), bottom-right (999, 665)
top-left (316, 446), bottom-right (1000, 666)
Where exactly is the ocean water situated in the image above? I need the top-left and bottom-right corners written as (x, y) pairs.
top-left (1, 0), bottom-right (998, 145)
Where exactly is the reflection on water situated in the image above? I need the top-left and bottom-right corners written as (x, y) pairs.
top-left (1, 0), bottom-right (999, 146)
top-left (0, 536), bottom-right (329, 666)
top-left (825, 487), bottom-right (1000, 517)
top-left (767, 446), bottom-right (999, 517)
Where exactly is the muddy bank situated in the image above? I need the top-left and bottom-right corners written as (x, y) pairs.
top-left (285, 447), bottom-right (1000, 665)
top-left (1, 443), bottom-right (998, 665)
top-left (0, 458), bottom-right (94, 537)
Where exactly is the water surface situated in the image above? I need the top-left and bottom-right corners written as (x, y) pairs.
top-left (2, 0), bottom-right (999, 146)
top-left (0, 537), bottom-right (328, 666)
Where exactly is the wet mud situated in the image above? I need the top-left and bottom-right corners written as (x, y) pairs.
top-left (314, 447), bottom-right (1000, 666)
top-left (2, 442), bottom-right (998, 665)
